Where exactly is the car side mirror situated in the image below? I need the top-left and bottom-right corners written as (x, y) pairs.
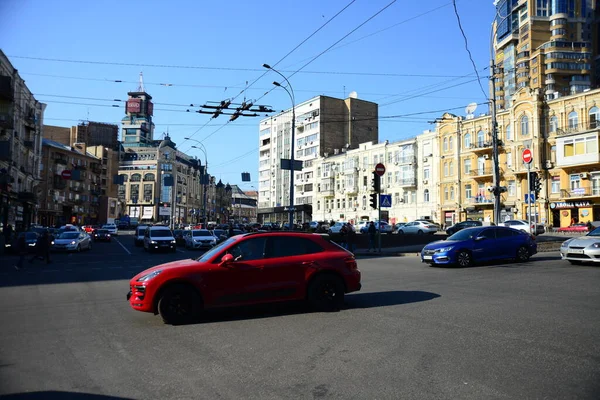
top-left (474, 236), bottom-right (486, 241)
top-left (219, 253), bottom-right (234, 267)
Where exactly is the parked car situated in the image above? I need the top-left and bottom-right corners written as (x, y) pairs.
top-left (421, 226), bottom-right (537, 267)
top-left (102, 224), bottom-right (118, 235)
top-left (557, 223), bottom-right (590, 233)
top-left (393, 223), bottom-right (407, 233)
top-left (446, 220), bottom-right (483, 235)
top-left (7, 232), bottom-right (39, 253)
top-left (503, 220), bottom-right (544, 235)
top-left (328, 222), bottom-right (346, 234)
top-left (127, 231), bottom-right (362, 324)
top-left (184, 229), bottom-right (218, 250)
top-left (212, 229), bottom-right (227, 243)
top-left (143, 226), bottom-right (176, 253)
top-left (92, 229), bottom-right (112, 242)
top-left (133, 225), bottom-right (149, 247)
top-left (397, 220), bottom-right (440, 235)
top-left (358, 221), bottom-right (392, 234)
top-left (52, 231), bottom-right (92, 252)
top-left (560, 226), bottom-right (600, 264)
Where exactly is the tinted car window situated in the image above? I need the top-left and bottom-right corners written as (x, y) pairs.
top-left (151, 230), bottom-right (172, 238)
top-left (193, 231), bottom-right (212, 237)
top-left (268, 237), bottom-right (323, 258)
top-left (496, 228), bottom-right (514, 238)
top-left (96, 229), bottom-right (109, 234)
top-left (478, 229), bottom-right (496, 239)
top-left (228, 237), bottom-right (267, 261)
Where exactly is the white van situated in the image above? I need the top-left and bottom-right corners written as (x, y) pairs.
top-left (143, 226), bottom-right (176, 252)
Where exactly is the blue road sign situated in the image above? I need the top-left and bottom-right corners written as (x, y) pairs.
top-left (380, 194), bottom-right (392, 208)
top-left (525, 193), bottom-right (536, 203)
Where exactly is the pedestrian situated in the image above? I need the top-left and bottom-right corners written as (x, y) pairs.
top-left (346, 223), bottom-right (356, 253)
top-left (339, 223), bottom-right (348, 249)
top-left (14, 234), bottom-right (27, 270)
top-left (368, 221), bottom-right (377, 252)
top-left (3, 223), bottom-right (12, 245)
top-left (29, 230), bottom-right (52, 264)
top-left (228, 225), bottom-right (235, 238)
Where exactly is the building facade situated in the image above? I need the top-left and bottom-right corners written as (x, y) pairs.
top-left (493, 0), bottom-right (597, 109)
top-left (257, 93), bottom-right (379, 223)
top-left (0, 50), bottom-right (46, 232)
top-left (230, 185), bottom-right (258, 223)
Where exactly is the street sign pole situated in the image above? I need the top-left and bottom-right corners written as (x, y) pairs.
top-left (527, 162), bottom-right (531, 234)
top-left (378, 193), bottom-right (382, 254)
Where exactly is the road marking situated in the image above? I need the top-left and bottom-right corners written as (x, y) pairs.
top-left (177, 250), bottom-right (186, 253)
top-left (114, 238), bottom-right (132, 255)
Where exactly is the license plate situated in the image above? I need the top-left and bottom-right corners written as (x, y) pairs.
top-left (423, 255), bottom-right (433, 260)
top-left (569, 249), bottom-right (585, 254)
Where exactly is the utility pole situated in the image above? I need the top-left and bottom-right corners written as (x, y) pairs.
top-left (490, 60), bottom-right (502, 225)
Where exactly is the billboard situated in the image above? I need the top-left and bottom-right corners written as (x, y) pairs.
top-left (142, 206), bottom-right (154, 219)
top-left (159, 206), bottom-right (171, 216)
top-left (126, 98), bottom-right (142, 113)
top-left (147, 101), bottom-right (154, 116)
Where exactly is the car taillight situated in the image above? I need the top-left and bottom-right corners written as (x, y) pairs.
top-left (344, 256), bottom-right (358, 271)
top-left (530, 234), bottom-right (536, 240)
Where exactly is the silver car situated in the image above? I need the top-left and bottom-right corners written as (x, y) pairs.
top-left (184, 229), bottom-right (217, 250)
top-left (397, 220), bottom-right (439, 235)
top-left (560, 227), bottom-right (600, 265)
top-left (51, 231), bottom-right (92, 252)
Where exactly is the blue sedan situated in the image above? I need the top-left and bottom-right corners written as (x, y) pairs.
top-left (421, 226), bottom-right (537, 267)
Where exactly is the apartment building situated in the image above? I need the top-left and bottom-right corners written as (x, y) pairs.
top-left (0, 50), bottom-right (46, 231)
top-left (257, 93), bottom-right (378, 223)
top-left (493, 0), bottom-right (597, 110)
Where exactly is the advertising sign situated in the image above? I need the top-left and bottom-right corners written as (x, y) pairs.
top-left (147, 101), bottom-right (154, 116)
top-left (129, 206), bottom-right (140, 218)
top-left (142, 206), bottom-right (154, 219)
top-left (126, 98), bottom-right (142, 113)
top-left (159, 206), bottom-right (171, 216)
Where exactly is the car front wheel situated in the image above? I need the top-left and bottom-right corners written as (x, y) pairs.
top-left (456, 250), bottom-right (472, 267)
top-left (516, 246), bottom-right (530, 262)
top-left (307, 274), bottom-right (345, 311)
top-left (157, 284), bottom-right (202, 325)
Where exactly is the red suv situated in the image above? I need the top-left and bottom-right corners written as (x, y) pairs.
top-left (127, 232), bottom-right (361, 324)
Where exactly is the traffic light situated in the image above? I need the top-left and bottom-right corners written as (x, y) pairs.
top-left (528, 171), bottom-right (538, 192)
top-left (534, 175), bottom-right (542, 196)
top-left (369, 193), bottom-right (378, 209)
top-left (372, 172), bottom-right (381, 193)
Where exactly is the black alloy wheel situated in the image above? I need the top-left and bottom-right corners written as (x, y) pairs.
top-left (456, 250), bottom-right (472, 267)
top-left (158, 284), bottom-right (201, 325)
top-left (516, 246), bottom-right (530, 262)
top-left (307, 275), bottom-right (345, 311)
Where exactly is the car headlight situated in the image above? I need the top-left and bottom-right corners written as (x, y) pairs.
top-left (136, 270), bottom-right (162, 282)
top-left (70, 241), bottom-right (76, 245)
top-left (436, 246), bottom-right (454, 253)
top-left (51, 241), bottom-right (54, 245)
top-left (561, 239), bottom-right (573, 247)
top-left (171, 240), bottom-right (176, 244)
top-left (150, 240), bottom-right (157, 244)
top-left (592, 243), bottom-right (600, 248)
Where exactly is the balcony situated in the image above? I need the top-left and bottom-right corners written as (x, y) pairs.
top-left (0, 76), bottom-right (13, 101)
top-left (466, 167), bottom-right (497, 178)
top-left (467, 196), bottom-right (494, 205)
top-left (565, 187), bottom-right (600, 199)
top-left (319, 187), bottom-right (335, 197)
top-left (398, 178), bottom-right (417, 187)
top-left (469, 141), bottom-right (495, 153)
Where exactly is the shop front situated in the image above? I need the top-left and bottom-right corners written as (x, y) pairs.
top-left (257, 204), bottom-right (313, 225)
top-left (550, 201), bottom-right (595, 227)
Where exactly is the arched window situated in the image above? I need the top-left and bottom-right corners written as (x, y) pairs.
top-left (443, 137), bottom-right (448, 151)
top-left (130, 173), bottom-right (141, 182)
top-left (119, 174), bottom-right (128, 183)
top-left (520, 115), bottom-right (529, 136)
top-left (568, 111), bottom-right (578, 129)
top-left (424, 189), bottom-right (430, 203)
top-left (362, 196), bottom-right (366, 208)
top-left (143, 173), bottom-right (155, 182)
top-left (449, 136), bottom-right (454, 150)
top-left (477, 130), bottom-right (485, 146)
top-left (464, 133), bottom-right (472, 148)
top-left (549, 116), bottom-right (558, 133)
top-left (450, 186), bottom-right (455, 200)
top-left (506, 124), bottom-right (512, 140)
top-left (444, 187), bottom-right (449, 201)
top-left (449, 161), bottom-right (454, 175)
top-left (589, 107), bottom-right (600, 128)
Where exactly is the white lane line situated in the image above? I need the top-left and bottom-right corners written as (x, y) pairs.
top-left (114, 237), bottom-right (132, 255)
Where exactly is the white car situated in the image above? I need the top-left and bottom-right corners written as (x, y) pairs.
top-left (133, 225), bottom-right (149, 246)
top-left (397, 221), bottom-right (440, 235)
top-left (328, 222), bottom-right (354, 234)
top-left (51, 231), bottom-right (92, 252)
top-left (359, 221), bottom-right (393, 234)
top-left (102, 224), bottom-right (118, 235)
top-left (143, 226), bottom-right (176, 252)
top-left (184, 229), bottom-right (217, 249)
top-left (503, 220), bottom-right (535, 234)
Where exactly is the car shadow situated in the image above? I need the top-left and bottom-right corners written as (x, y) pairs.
top-left (0, 391), bottom-right (134, 400)
top-left (432, 254), bottom-right (562, 269)
top-left (192, 290), bottom-right (441, 325)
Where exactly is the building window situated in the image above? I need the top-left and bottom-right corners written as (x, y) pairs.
top-left (450, 186), bottom-right (455, 200)
top-left (448, 136), bottom-right (454, 150)
top-left (449, 161), bottom-right (454, 176)
top-left (570, 174), bottom-right (581, 190)
top-left (424, 189), bottom-right (430, 202)
top-left (444, 187), bottom-right (449, 201)
top-left (423, 168), bottom-right (430, 180)
top-left (403, 191), bottom-right (409, 204)
top-left (520, 115), bottom-right (529, 136)
top-left (464, 158), bottom-right (471, 174)
top-left (477, 130), bottom-right (485, 146)
top-left (564, 135), bottom-right (598, 156)
top-left (551, 178), bottom-right (560, 194)
top-left (589, 107), bottom-right (600, 128)
top-left (443, 137), bottom-right (448, 152)
top-left (465, 184), bottom-right (472, 199)
top-left (568, 111), bottom-right (578, 130)
top-left (444, 162), bottom-right (449, 177)
top-left (394, 192), bottom-right (400, 205)
top-left (506, 124), bottom-right (512, 141)
top-left (549, 116), bottom-right (558, 133)
top-left (506, 152), bottom-right (512, 168)
top-left (508, 180), bottom-right (516, 196)
top-left (362, 196), bottom-right (366, 208)
top-left (464, 133), bottom-right (471, 148)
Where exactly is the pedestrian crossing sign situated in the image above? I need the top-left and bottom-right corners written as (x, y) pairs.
top-left (380, 194), bottom-right (392, 208)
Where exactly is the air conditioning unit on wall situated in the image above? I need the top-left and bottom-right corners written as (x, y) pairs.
top-left (580, 172), bottom-right (590, 179)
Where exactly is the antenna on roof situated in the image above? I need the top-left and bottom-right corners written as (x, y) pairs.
top-left (138, 72), bottom-right (145, 92)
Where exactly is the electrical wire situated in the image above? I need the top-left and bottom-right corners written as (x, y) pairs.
top-left (452, 0), bottom-right (488, 101)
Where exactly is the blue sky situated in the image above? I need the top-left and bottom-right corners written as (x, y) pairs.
top-left (1, 0), bottom-right (495, 189)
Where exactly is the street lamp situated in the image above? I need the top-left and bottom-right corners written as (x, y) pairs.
top-left (263, 63), bottom-right (296, 230)
top-left (185, 137), bottom-right (209, 225)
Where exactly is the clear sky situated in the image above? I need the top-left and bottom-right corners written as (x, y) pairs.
top-left (0, 0), bottom-right (495, 190)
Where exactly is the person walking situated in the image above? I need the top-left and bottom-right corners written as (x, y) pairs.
top-left (14, 234), bottom-right (27, 270)
top-left (368, 221), bottom-right (377, 252)
top-left (29, 230), bottom-right (52, 264)
top-left (346, 223), bottom-right (356, 253)
top-left (339, 223), bottom-right (348, 249)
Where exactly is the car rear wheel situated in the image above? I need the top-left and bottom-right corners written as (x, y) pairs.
top-left (456, 250), bottom-right (472, 267)
top-left (158, 284), bottom-right (202, 325)
top-left (417, 230), bottom-right (423, 235)
top-left (516, 246), bottom-right (530, 262)
top-left (307, 274), bottom-right (345, 311)
top-left (397, 230), bottom-right (404, 235)
top-left (76, 244), bottom-right (81, 253)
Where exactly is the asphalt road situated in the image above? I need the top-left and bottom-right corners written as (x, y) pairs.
top-left (0, 233), bottom-right (599, 399)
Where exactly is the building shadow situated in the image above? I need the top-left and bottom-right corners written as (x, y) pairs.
top-left (0, 392), bottom-right (134, 400)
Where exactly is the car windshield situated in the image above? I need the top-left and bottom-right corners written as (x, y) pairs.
top-left (59, 232), bottom-right (79, 239)
top-left (587, 227), bottom-right (600, 236)
top-left (447, 228), bottom-right (479, 241)
top-left (102, 225), bottom-right (113, 228)
top-left (96, 230), bottom-right (109, 234)
top-left (193, 231), bottom-right (212, 237)
top-left (151, 230), bottom-right (172, 237)
top-left (197, 237), bottom-right (237, 262)
top-left (213, 229), bottom-right (225, 236)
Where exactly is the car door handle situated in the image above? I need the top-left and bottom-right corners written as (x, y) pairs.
top-left (302, 261), bottom-right (315, 266)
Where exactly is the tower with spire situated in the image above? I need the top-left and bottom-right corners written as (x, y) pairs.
top-left (121, 72), bottom-right (155, 148)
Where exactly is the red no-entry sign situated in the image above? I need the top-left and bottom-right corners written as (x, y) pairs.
top-left (61, 170), bottom-right (72, 180)
top-left (522, 149), bottom-right (533, 164)
top-left (375, 163), bottom-right (386, 176)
